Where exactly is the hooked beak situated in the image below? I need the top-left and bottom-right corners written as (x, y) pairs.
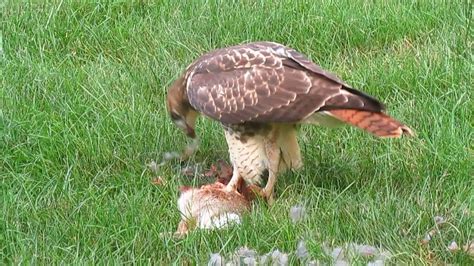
top-left (186, 124), bottom-right (195, 138)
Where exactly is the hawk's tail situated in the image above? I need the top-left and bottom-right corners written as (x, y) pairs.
top-left (327, 109), bottom-right (413, 138)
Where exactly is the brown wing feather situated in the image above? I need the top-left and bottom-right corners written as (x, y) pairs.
top-left (186, 42), bottom-right (385, 125)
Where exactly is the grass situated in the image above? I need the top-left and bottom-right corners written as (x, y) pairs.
top-left (1, 0), bottom-right (472, 264)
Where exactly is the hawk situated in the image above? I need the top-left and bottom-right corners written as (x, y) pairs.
top-left (166, 41), bottom-right (413, 203)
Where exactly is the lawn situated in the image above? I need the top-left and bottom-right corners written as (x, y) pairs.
top-left (1, 0), bottom-right (472, 264)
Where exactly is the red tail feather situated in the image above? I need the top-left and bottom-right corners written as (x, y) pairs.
top-left (328, 109), bottom-right (413, 138)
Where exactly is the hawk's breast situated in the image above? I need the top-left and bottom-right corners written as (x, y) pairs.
top-left (224, 129), bottom-right (269, 185)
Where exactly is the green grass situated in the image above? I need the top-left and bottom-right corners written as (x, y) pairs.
top-left (1, 0), bottom-right (472, 264)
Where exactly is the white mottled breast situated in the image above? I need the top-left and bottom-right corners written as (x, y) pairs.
top-left (224, 130), bottom-right (269, 185)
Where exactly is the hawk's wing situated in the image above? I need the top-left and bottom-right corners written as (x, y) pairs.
top-left (185, 42), bottom-right (383, 124)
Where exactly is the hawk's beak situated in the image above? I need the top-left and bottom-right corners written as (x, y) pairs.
top-left (186, 124), bottom-right (196, 138)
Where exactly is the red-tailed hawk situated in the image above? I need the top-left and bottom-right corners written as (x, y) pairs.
top-left (166, 41), bottom-right (413, 203)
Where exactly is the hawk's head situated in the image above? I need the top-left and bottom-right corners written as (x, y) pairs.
top-left (166, 75), bottom-right (198, 138)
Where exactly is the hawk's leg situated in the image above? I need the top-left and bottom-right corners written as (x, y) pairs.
top-left (224, 165), bottom-right (241, 192)
top-left (261, 138), bottom-right (280, 205)
top-left (223, 129), bottom-right (243, 192)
